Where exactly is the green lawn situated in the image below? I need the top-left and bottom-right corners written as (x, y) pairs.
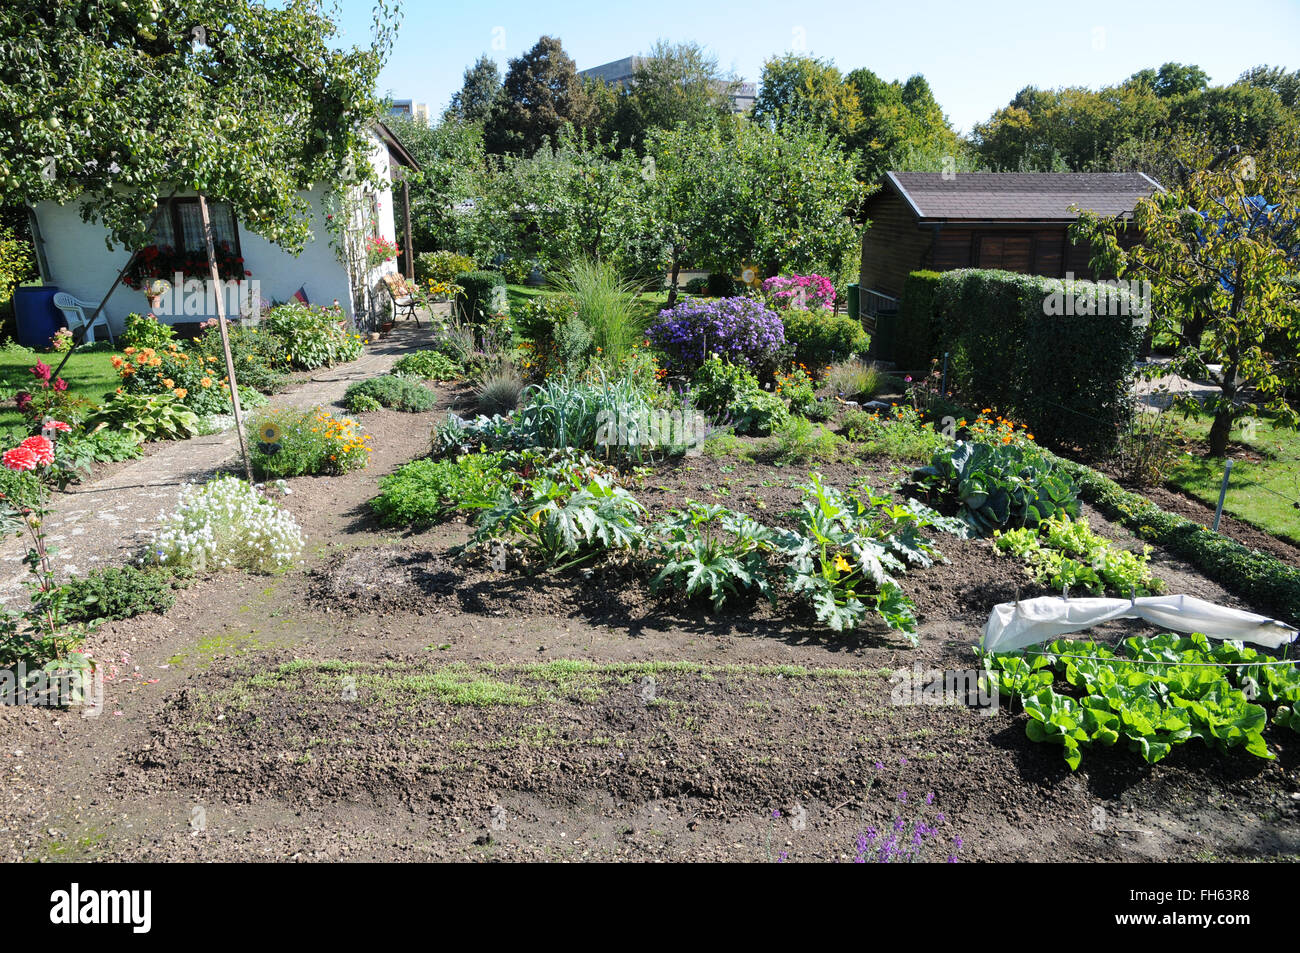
top-left (0, 344), bottom-right (122, 431)
top-left (1166, 408), bottom-right (1300, 545)
top-left (505, 284), bottom-right (672, 326)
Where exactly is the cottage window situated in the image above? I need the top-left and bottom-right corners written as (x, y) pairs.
top-left (149, 198), bottom-right (242, 257)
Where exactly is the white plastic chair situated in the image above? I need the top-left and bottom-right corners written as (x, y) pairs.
top-left (51, 293), bottom-right (115, 345)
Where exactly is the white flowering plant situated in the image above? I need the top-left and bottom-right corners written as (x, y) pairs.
top-left (147, 475), bottom-right (304, 573)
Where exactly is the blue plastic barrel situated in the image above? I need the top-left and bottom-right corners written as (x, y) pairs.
top-left (13, 285), bottom-right (63, 349)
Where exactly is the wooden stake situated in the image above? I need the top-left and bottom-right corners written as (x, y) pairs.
top-left (197, 194), bottom-right (253, 483)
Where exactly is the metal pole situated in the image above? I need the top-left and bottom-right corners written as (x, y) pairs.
top-left (1212, 458), bottom-right (1234, 533)
top-left (197, 194), bottom-right (253, 483)
top-left (941, 351), bottom-right (950, 395)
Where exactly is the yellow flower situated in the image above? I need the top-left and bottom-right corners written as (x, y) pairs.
top-left (833, 554), bottom-right (851, 573)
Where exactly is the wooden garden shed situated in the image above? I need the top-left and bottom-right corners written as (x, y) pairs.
top-left (858, 171), bottom-right (1162, 320)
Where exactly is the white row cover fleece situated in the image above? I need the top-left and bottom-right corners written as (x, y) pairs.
top-left (981, 594), bottom-right (1299, 654)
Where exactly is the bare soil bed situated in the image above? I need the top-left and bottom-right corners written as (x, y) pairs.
top-left (2, 391), bottom-right (1298, 863)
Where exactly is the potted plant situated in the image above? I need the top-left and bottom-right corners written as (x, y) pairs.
top-left (145, 278), bottom-right (171, 312)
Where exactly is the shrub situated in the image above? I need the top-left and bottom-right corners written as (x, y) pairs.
top-left (343, 374), bottom-right (437, 413)
top-left (683, 277), bottom-right (709, 295)
top-left (774, 364), bottom-right (817, 416)
top-left (648, 297), bottom-right (785, 377)
top-left (690, 356), bottom-right (788, 437)
top-left (59, 566), bottom-right (181, 623)
top-left (842, 406), bottom-right (950, 462)
top-left (262, 302), bottom-right (364, 369)
top-left (706, 273), bottom-right (739, 297)
top-left (456, 270), bottom-right (508, 321)
top-left (476, 364), bottom-right (525, 416)
top-left (895, 270), bottom-right (943, 371)
top-left (765, 416), bottom-right (842, 464)
top-left (122, 312), bottom-right (176, 351)
top-left (905, 269), bottom-right (1142, 453)
top-left (824, 359), bottom-right (881, 401)
top-left (913, 440), bottom-right (1080, 536)
top-left (1112, 411), bottom-right (1185, 488)
top-left (195, 321), bottom-right (289, 393)
top-left (115, 340), bottom-right (266, 416)
top-left (370, 452), bottom-right (507, 526)
top-left (392, 349), bottom-right (460, 381)
top-left (148, 476), bottom-right (303, 572)
top-left (781, 308), bottom-right (868, 371)
top-left (761, 273), bottom-right (836, 311)
top-left (86, 391), bottom-right (200, 442)
top-left (250, 407), bottom-right (371, 478)
top-left (415, 250), bottom-right (475, 284)
top-left (555, 258), bottom-right (647, 369)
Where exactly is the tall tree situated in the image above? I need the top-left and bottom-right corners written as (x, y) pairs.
top-left (483, 35), bottom-right (595, 156)
top-left (847, 68), bottom-right (963, 178)
top-left (446, 55), bottom-right (501, 124)
top-left (0, 0), bottom-right (395, 253)
top-left (385, 114), bottom-right (486, 255)
top-left (752, 54), bottom-right (862, 145)
top-left (603, 40), bottom-right (733, 152)
top-left (1239, 65), bottom-right (1300, 110)
top-left (1127, 62), bottom-right (1210, 98)
top-left (1073, 138), bottom-right (1300, 456)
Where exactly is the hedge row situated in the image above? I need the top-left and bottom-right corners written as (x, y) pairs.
top-left (895, 270), bottom-right (943, 372)
top-left (1050, 454), bottom-right (1300, 623)
top-left (455, 270), bottom-right (507, 320)
top-left (899, 268), bottom-right (1144, 454)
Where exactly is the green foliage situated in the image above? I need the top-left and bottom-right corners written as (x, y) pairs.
top-left (391, 349), bottom-right (461, 381)
top-left (994, 515), bottom-right (1164, 596)
top-left (599, 40), bottom-right (733, 153)
top-left (483, 35), bottom-right (597, 157)
top-left (1052, 454), bottom-right (1300, 621)
top-left (913, 440), bottom-right (1080, 536)
top-left (554, 257), bottom-right (648, 370)
top-left (842, 406), bottom-right (950, 462)
top-left (984, 632), bottom-right (1292, 770)
top-left (250, 407), bottom-right (369, 478)
top-left (86, 391), bottom-right (199, 442)
top-left (0, 222), bottom-right (35, 325)
top-left (906, 268), bottom-right (1141, 453)
top-left (823, 359), bottom-right (881, 401)
top-left (766, 416), bottom-right (842, 464)
top-left (651, 504), bottom-right (778, 611)
top-left (781, 308), bottom-right (869, 370)
top-left (456, 270), bottom-right (508, 321)
top-left (415, 251), bottom-right (476, 284)
top-left (446, 55), bottom-right (501, 124)
top-left (690, 357), bottom-right (788, 437)
top-left (58, 566), bottom-right (181, 624)
top-left (1, 0), bottom-right (395, 253)
top-left (371, 453), bottom-right (508, 526)
top-left (122, 312), bottom-right (176, 351)
top-left (753, 54), bottom-right (864, 145)
top-left (1072, 141), bottom-right (1300, 456)
top-left (896, 271), bottom-right (943, 371)
top-left (195, 322), bottom-right (288, 394)
top-left (476, 364), bottom-right (525, 416)
top-left (343, 374), bottom-right (437, 414)
top-left (262, 303), bottom-right (364, 370)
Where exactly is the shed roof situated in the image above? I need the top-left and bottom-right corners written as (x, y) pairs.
top-left (882, 171), bottom-right (1162, 223)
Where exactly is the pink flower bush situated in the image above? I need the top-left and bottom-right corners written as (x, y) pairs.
top-left (761, 274), bottom-right (836, 311)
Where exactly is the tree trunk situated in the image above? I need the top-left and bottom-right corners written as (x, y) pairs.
top-left (1207, 408), bottom-right (1234, 457)
top-left (667, 248), bottom-right (681, 307)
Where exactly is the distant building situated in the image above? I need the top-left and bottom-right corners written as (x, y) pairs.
top-left (579, 56), bottom-right (755, 114)
top-left (388, 99), bottom-right (430, 125)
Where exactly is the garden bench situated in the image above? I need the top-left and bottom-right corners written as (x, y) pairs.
top-left (381, 273), bottom-right (421, 327)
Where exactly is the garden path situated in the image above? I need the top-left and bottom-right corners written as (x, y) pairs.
top-left (0, 319), bottom-right (436, 603)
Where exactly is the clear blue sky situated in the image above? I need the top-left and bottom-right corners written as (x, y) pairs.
top-left (335, 0), bottom-right (1300, 133)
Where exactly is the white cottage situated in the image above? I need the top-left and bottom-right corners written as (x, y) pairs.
top-left (26, 121), bottom-right (420, 334)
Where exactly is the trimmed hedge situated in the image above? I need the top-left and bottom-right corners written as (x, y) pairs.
top-left (455, 270), bottom-right (507, 320)
top-left (1051, 454), bottom-right (1300, 622)
top-left (895, 270), bottom-right (942, 372)
top-left (901, 268), bottom-right (1142, 454)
